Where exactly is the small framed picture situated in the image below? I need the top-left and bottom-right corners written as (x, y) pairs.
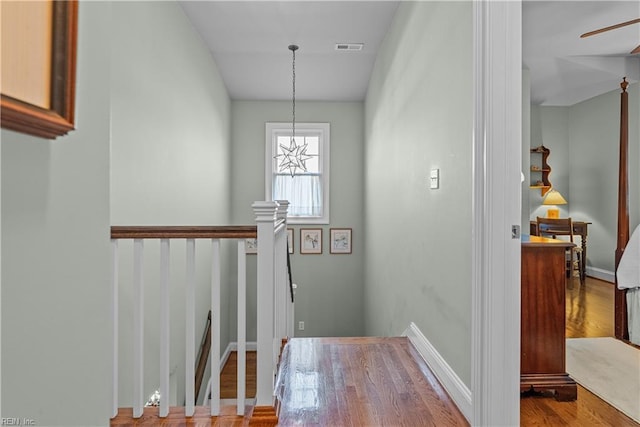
top-left (245, 238), bottom-right (258, 254)
top-left (300, 228), bottom-right (322, 254)
top-left (330, 228), bottom-right (352, 254)
top-left (287, 228), bottom-right (294, 254)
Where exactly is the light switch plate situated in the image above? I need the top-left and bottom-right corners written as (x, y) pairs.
top-left (430, 169), bottom-right (439, 189)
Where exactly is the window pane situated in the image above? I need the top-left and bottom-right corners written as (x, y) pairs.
top-left (274, 174), bottom-right (323, 217)
top-left (266, 122), bottom-right (329, 224)
top-left (304, 155), bottom-right (319, 173)
top-left (302, 136), bottom-right (320, 173)
top-left (305, 136), bottom-right (319, 154)
top-left (275, 134), bottom-right (321, 173)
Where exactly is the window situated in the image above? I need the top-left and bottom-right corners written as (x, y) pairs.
top-left (266, 122), bottom-right (330, 224)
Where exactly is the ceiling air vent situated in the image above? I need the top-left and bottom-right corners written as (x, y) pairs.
top-left (335, 43), bottom-right (364, 51)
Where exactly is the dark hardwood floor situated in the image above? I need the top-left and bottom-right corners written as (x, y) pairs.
top-left (221, 350), bottom-right (256, 399)
top-left (565, 276), bottom-right (615, 338)
top-left (521, 276), bottom-right (638, 426)
top-left (111, 406), bottom-right (249, 426)
top-left (112, 276), bottom-right (638, 426)
top-left (276, 337), bottom-right (468, 426)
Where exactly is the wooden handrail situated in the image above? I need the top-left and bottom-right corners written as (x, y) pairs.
top-left (287, 242), bottom-right (294, 303)
top-left (111, 201), bottom-right (291, 421)
top-left (111, 225), bottom-right (257, 240)
top-left (194, 311), bottom-right (212, 404)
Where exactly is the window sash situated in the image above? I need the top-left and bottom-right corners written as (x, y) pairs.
top-left (265, 122), bottom-right (330, 224)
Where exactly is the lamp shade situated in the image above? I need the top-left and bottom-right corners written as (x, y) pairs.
top-left (542, 189), bottom-right (567, 205)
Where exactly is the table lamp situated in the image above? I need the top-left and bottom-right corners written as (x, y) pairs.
top-left (542, 189), bottom-right (567, 218)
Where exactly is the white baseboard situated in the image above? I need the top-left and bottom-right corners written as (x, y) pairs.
top-left (402, 322), bottom-right (472, 423)
top-left (586, 267), bottom-right (614, 283)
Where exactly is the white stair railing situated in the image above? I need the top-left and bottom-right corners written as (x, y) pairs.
top-left (252, 200), bottom-right (291, 409)
top-left (110, 200), bottom-right (291, 420)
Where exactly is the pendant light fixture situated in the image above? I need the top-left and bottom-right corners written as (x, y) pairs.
top-left (275, 44), bottom-right (311, 177)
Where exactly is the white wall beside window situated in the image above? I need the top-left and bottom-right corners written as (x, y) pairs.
top-left (265, 122), bottom-right (330, 224)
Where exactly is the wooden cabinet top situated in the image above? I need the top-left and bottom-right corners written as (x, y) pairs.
top-left (522, 235), bottom-right (575, 248)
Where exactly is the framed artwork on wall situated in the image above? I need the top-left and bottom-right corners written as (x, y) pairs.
top-left (300, 228), bottom-right (322, 254)
top-left (1, 0), bottom-right (78, 139)
top-left (330, 228), bottom-right (352, 254)
top-left (245, 238), bottom-right (258, 254)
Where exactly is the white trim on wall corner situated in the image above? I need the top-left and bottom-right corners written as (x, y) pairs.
top-left (403, 322), bottom-right (472, 423)
top-left (0, 140), bottom-right (2, 417)
top-left (471, 1), bottom-right (522, 425)
top-left (586, 267), bottom-right (615, 284)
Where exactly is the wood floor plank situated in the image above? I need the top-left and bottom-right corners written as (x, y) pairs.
top-left (112, 276), bottom-right (635, 426)
top-left (110, 405), bottom-right (249, 426)
top-left (521, 385), bottom-right (638, 426)
top-left (565, 276), bottom-right (615, 338)
top-left (276, 337), bottom-right (469, 426)
top-left (220, 350), bottom-right (256, 399)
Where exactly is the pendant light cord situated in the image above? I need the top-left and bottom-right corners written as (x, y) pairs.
top-left (289, 45), bottom-right (298, 143)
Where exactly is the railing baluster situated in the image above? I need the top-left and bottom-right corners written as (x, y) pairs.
top-left (160, 239), bottom-right (170, 417)
top-left (133, 239), bottom-right (144, 418)
top-left (109, 216), bottom-right (289, 421)
top-left (237, 240), bottom-right (247, 415)
top-left (185, 239), bottom-right (196, 416)
top-left (111, 239), bottom-right (119, 418)
top-left (210, 239), bottom-right (221, 415)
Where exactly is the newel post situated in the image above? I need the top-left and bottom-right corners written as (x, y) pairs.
top-left (275, 201), bottom-right (290, 342)
top-left (252, 201), bottom-right (278, 408)
top-left (275, 199), bottom-right (289, 222)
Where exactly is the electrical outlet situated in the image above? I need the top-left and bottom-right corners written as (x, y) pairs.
top-left (298, 321), bottom-right (305, 330)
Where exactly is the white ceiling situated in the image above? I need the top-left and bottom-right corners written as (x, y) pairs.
top-left (180, 1), bottom-right (640, 106)
top-left (524, 1), bottom-right (640, 106)
top-left (180, 1), bottom-right (400, 101)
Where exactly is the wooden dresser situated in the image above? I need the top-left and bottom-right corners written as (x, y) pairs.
top-left (521, 235), bottom-right (577, 401)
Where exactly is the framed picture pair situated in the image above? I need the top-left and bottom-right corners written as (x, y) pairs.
top-left (245, 227), bottom-right (352, 255)
top-left (245, 228), bottom-right (352, 255)
top-left (299, 228), bottom-right (352, 255)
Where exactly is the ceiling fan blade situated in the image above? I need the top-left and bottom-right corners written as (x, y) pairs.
top-left (632, 45), bottom-right (640, 55)
top-left (581, 18), bottom-right (640, 38)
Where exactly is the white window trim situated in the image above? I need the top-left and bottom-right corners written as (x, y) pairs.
top-left (265, 122), bottom-right (330, 224)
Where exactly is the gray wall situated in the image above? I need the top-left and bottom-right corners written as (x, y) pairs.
top-left (1, 2), bottom-right (112, 425)
top-left (109, 1), bottom-right (231, 406)
top-left (231, 101), bottom-right (365, 338)
top-left (529, 105), bottom-right (571, 219)
top-left (569, 82), bottom-right (640, 272)
top-left (364, 1), bottom-right (473, 386)
top-left (528, 82), bottom-right (640, 272)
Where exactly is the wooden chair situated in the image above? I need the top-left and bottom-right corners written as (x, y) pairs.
top-left (536, 217), bottom-right (584, 285)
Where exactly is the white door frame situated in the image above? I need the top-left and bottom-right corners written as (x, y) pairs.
top-left (471, 1), bottom-right (522, 425)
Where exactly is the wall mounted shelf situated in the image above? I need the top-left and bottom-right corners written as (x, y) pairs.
top-left (530, 145), bottom-right (552, 196)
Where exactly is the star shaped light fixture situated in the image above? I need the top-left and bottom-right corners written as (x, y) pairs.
top-left (277, 137), bottom-right (312, 175)
top-left (275, 44), bottom-right (311, 177)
